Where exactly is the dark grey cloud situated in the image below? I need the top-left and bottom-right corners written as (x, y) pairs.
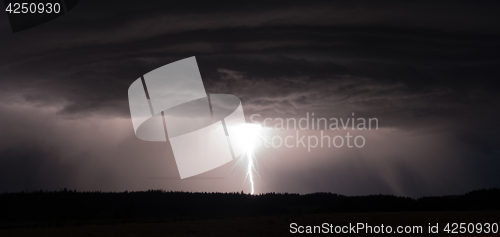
top-left (0, 0), bottom-right (499, 196)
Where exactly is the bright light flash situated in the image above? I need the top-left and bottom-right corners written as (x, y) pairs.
top-left (234, 123), bottom-right (263, 194)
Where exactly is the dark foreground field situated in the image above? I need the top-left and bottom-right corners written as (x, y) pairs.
top-left (0, 189), bottom-right (499, 236)
top-left (1, 211), bottom-right (499, 236)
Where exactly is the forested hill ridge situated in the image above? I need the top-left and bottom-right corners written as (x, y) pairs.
top-left (0, 188), bottom-right (498, 228)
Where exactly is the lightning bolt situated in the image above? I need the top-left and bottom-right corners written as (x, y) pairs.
top-left (246, 150), bottom-right (255, 195)
top-left (229, 123), bottom-right (266, 195)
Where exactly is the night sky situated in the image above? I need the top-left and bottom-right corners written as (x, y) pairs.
top-left (0, 0), bottom-right (499, 197)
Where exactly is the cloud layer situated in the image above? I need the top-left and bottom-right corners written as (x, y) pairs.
top-left (0, 0), bottom-right (498, 196)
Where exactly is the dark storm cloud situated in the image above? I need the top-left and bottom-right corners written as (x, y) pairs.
top-left (0, 0), bottom-right (499, 195)
top-left (0, 0), bottom-right (498, 120)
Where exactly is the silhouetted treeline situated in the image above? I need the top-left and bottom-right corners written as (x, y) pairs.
top-left (0, 188), bottom-right (498, 229)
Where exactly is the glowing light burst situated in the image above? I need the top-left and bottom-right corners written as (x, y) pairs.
top-left (232, 123), bottom-right (265, 195)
